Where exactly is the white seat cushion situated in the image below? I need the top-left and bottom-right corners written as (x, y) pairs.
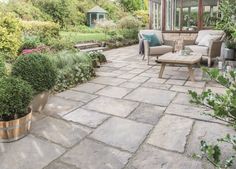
top-left (150, 45), bottom-right (173, 55)
top-left (139, 30), bottom-right (164, 44)
top-left (185, 45), bottom-right (209, 56)
top-left (195, 30), bottom-right (224, 44)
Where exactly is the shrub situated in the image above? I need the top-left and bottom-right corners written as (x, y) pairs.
top-left (0, 55), bottom-right (6, 77)
top-left (0, 76), bottom-right (33, 121)
top-left (12, 53), bottom-right (57, 95)
top-left (21, 20), bottom-right (60, 44)
top-left (48, 50), bottom-right (96, 92)
top-left (88, 51), bottom-right (107, 64)
top-left (66, 25), bottom-right (103, 33)
top-left (134, 10), bottom-right (149, 27)
top-left (189, 68), bottom-right (236, 168)
top-left (0, 13), bottom-right (22, 60)
top-left (20, 35), bottom-right (41, 51)
top-left (95, 19), bottom-right (116, 38)
top-left (117, 15), bottom-right (141, 29)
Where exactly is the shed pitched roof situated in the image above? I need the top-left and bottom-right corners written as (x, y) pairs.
top-left (88, 6), bottom-right (108, 13)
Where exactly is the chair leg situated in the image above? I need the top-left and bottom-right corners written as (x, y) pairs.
top-left (147, 55), bottom-right (150, 65)
top-left (208, 58), bottom-right (212, 67)
top-left (142, 54), bottom-right (145, 60)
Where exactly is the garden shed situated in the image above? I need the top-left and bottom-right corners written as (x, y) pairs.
top-left (87, 6), bottom-right (108, 27)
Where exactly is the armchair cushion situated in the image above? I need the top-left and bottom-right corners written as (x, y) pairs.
top-left (195, 30), bottom-right (224, 44)
top-left (150, 45), bottom-right (173, 55)
top-left (198, 34), bottom-right (222, 47)
top-left (185, 45), bottom-right (209, 56)
top-left (142, 33), bottom-right (161, 47)
top-left (139, 30), bottom-right (164, 44)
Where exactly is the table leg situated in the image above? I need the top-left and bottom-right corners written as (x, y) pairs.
top-left (159, 63), bottom-right (166, 78)
top-left (188, 65), bottom-right (195, 82)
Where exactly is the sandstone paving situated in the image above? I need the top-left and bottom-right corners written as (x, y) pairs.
top-left (0, 135), bottom-right (65, 169)
top-left (43, 96), bottom-right (84, 117)
top-left (125, 87), bottom-right (176, 106)
top-left (31, 117), bottom-right (91, 147)
top-left (96, 86), bottom-right (132, 98)
top-left (83, 96), bottom-right (139, 117)
top-left (147, 115), bottom-right (194, 153)
top-left (90, 117), bottom-right (152, 152)
top-left (63, 108), bottom-right (109, 128)
top-left (90, 76), bottom-right (126, 86)
top-left (72, 83), bottom-right (105, 93)
top-left (56, 90), bottom-right (97, 103)
top-left (60, 139), bottom-right (132, 169)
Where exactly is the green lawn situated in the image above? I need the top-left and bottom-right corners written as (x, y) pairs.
top-left (60, 31), bottom-right (111, 43)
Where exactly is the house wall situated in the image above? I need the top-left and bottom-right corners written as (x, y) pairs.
top-left (163, 32), bottom-right (198, 50)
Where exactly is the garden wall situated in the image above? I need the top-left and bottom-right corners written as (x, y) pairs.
top-left (163, 33), bottom-right (198, 51)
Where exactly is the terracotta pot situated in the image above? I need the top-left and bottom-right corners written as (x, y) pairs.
top-left (30, 91), bottom-right (50, 112)
top-left (0, 110), bottom-right (32, 143)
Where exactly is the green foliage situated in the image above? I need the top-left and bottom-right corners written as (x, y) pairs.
top-left (119, 0), bottom-right (145, 12)
top-left (12, 53), bottom-right (57, 95)
top-left (189, 68), bottom-right (236, 168)
top-left (66, 25), bottom-right (103, 33)
top-left (20, 35), bottom-right (41, 51)
top-left (225, 40), bottom-right (236, 49)
top-left (0, 55), bottom-right (6, 77)
top-left (0, 12), bottom-right (22, 60)
top-left (21, 20), bottom-right (60, 44)
top-left (0, 76), bottom-right (33, 121)
top-left (48, 50), bottom-right (96, 92)
top-left (117, 15), bottom-right (141, 29)
top-left (133, 10), bottom-right (149, 27)
top-left (5, 1), bottom-right (51, 21)
top-left (216, 0), bottom-right (236, 39)
top-left (88, 51), bottom-right (107, 67)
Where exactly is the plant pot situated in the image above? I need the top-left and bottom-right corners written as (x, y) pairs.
top-left (0, 110), bottom-right (32, 142)
top-left (224, 48), bottom-right (235, 60)
top-left (30, 91), bottom-right (50, 112)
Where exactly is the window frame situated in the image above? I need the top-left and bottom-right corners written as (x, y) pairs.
top-left (149, 0), bottom-right (220, 32)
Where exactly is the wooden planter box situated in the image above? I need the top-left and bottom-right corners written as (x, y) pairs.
top-left (0, 111), bottom-right (32, 143)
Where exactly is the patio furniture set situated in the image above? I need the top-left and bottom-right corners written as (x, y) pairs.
top-left (138, 29), bottom-right (226, 81)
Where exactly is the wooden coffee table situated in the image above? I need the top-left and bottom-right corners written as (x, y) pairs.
top-left (158, 52), bottom-right (202, 81)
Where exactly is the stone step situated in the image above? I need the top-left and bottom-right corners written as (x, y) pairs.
top-left (80, 46), bottom-right (108, 52)
top-left (74, 43), bottom-right (101, 50)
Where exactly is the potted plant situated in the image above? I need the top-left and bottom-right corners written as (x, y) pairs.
top-left (0, 76), bottom-right (33, 142)
top-left (224, 39), bottom-right (236, 60)
top-left (12, 53), bottom-right (57, 112)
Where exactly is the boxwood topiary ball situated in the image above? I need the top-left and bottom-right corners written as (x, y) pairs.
top-left (12, 53), bottom-right (57, 95)
top-left (0, 76), bottom-right (33, 120)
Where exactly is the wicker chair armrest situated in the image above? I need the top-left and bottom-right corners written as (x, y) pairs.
top-left (164, 40), bottom-right (176, 50)
top-left (209, 40), bottom-right (223, 59)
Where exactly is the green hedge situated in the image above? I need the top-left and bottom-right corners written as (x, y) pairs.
top-left (0, 56), bottom-right (5, 77)
top-left (0, 76), bottom-right (33, 121)
top-left (48, 50), bottom-right (96, 92)
top-left (12, 53), bottom-right (57, 95)
top-left (21, 20), bottom-right (60, 44)
top-left (0, 13), bottom-right (22, 60)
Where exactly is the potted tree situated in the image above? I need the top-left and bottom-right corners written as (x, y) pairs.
top-left (12, 53), bottom-right (57, 112)
top-left (0, 76), bottom-right (33, 142)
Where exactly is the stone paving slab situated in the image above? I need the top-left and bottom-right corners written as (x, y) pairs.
top-left (185, 81), bottom-right (206, 88)
top-left (146, 77), bottom-right (167, 84)
top-left (118, 73), bottom-right (138, 79)
top-left (129, 76), bottom-right (149, 83)
top-left (126, 145), bottom-right (203, 169)
top-left (72, 83), bottom-right (105, 93)
top-left (96, 86), bottom-right (132, 98)
top-left (128, 103), bottom-right (165, 125)
top-left (147, 115), bottom-right (193, 153)
top-left (60, 139), bottom-right (132, 169)
top-left (141, 82), bottom-right (172, 90)
top-left (43, 96), bottom-right (84, 117)
top-left (63, 108), bottom-right (109, 128)
top-left (125, 87), bottom-right (176, 106)
top-left (170, 85), bottom-right (203, 94)
top-left (0, 135), bottom-right (65, 169)
top-left (31, 117), bottom-right (91, 147)
top-left (83, 96), bottom-right (139, 117)
top-left (56, 90), bottom-right (97, 103)
top-left (165, 79), bottom-right (186, 85)
top-left (91, 76), bottom-right (126, 86)
top-left (90, 117), bottom-right (152, 152)
top-left (44, 161), bottom-right (79, 169)
top-left (119, 81), bottom-right (141, 89)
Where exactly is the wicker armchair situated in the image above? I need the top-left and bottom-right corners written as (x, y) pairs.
top-left (139, 30), bottom-right (175, 65)
top-left (183, 30), bottom-right (225, 67)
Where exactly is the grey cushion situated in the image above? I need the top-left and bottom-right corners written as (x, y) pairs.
top-left (150, 45), bottom-right (173, 55)
top-left (185, 45), bottom-right (209, 56)
top-left (195, 30), bottom-right (224, 44)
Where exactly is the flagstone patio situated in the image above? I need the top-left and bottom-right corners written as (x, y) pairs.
top-left (0, 45), bottom-right (234, 169)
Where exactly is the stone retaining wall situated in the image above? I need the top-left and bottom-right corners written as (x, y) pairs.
top-left (163, 33), bottom-right (198, 51)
